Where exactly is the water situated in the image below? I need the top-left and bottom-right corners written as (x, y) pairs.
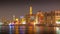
top-left (9, 24), bottom-right (14, 34)
top-left (19, 25), bottom-right (26, 34)
top-left (56, 27), bottom-right (60, 34)
top-left (0, 25), bottom-right (59, 34)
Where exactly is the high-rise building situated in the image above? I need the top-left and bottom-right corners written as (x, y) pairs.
top-left (25, 6), bottom-right (36, 25)
top-left (30, 6), bottom-right (32, 15)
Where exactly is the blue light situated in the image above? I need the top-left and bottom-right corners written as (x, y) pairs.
top-left (20, 16), bottom-right (24, 18)
top-left (9, 23), bottom-right (14, 34)
top-left (19, 26), bottom-right (26, 34)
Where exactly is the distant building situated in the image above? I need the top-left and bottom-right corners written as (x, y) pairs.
top-left (36, 11), bottom-right (44, 24)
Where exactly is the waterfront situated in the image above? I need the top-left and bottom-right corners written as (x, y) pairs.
top-left (0, 25), bottom-right (60, 34)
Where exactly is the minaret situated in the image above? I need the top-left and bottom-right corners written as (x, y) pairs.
top-left (30, 6), bottom-right (32, 15)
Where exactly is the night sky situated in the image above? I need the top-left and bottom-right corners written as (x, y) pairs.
top-left (0, 0), bottom-right (60, 19)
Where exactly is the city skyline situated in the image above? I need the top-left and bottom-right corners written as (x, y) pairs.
top-left (0, 0), bottom-right (60, 34)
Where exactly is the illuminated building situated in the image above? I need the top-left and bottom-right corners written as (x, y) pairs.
top-left (54, 10), bottom-right (60, 34)
top-left (50, 11), bottom-right (55, 24)
top-left (35, 14), bottom-right (38, 24)
top-left (48, 11), bottom-right (52, 24)
top-left (36, 11), bottom-right (44, 24)
top-left (55, 10), bottom-right (60, 24)
top-left (25, 6), bottom-right (36, 25)
top-left (20, 16), bottom-right (26, 24)
top-left (44, 11), bottom-right (55, 24)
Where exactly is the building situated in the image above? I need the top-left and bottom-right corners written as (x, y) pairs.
top-left (25, 6), bottom-right (36, 25)
top-left (36, 11), bottom-right (44, 24)
top-left (54, 10), bottom-right (60, 34)
top-left (44, 11), bottom-right (55, 24)
top-left (55, 10), bottom-right (60, 24)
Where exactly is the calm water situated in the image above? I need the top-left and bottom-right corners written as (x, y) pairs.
top-left (0, 25), bottom-right (60, 34)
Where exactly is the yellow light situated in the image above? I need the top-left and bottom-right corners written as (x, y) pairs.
top-left (56, 27), bottom-right (59, 31)
top-left (22, 21), bottom-right (26, 24)
top-left (21, 18), bottom-right (26, 24)
top-left (35, 15), bottom-right (38, 24)
top-left (15, 18), bottom-right (19, 24)
top-left (34, 21), bottom-right (36, 27)
top-left (34, 23), bottom-right (35, 25)
top-left (30, 6), bottom-right (32, 15)
top-left (15, 18), bottom-right (18, 21)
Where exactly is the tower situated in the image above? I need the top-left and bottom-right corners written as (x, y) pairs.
top-left (30, 6), bottom-right (32, 15)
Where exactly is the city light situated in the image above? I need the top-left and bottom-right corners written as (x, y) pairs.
top-left (22, 21), bottom-right (26, 24)
top-left (15, 18), bottom-right (18, 21)
top-left (0, 22), bottom-right (3, 25)
top-left (30, 6), bottom-right (32, 15)
top-left (9, 22), bottom-right (14, 34)
top-left (56, 21), bottom-right (60, 24)
top-left (0, 22), bottom-right (3, 32)
top-left (0, 5), bottom-right (60, 34)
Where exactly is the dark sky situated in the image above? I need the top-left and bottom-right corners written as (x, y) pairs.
top-left (0, 0), bottom-right (60, 19)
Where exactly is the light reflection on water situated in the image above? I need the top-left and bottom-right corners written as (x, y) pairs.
top-left (56, 27), bottom-right (60, 34)
top-left (0, 26), bottom-right (2, 32)
top-left (1, 25), bottom-right (60, 34)
top-left (34, 26), bottom-right (40, 34)
top-left (9, 25), bottom-right (14, 34)
top-left (19, 25), bottom-right (26, 34)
